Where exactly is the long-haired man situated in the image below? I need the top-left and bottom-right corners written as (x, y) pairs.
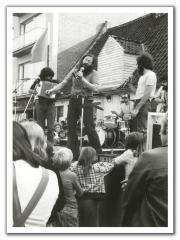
top-left (128, 52), bottom-right (157, 132)
top-left (46, 54), bottom-right (102, 161)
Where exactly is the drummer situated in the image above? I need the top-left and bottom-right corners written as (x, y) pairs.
top-left (111, 93), bottom-right (134, 131)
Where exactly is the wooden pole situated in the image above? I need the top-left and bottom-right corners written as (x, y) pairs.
top-left (47, 22), bottom-right (51, 67)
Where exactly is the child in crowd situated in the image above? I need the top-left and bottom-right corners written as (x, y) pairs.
top-left (52, 147), bottom-right (83, 227)
top-left (114, 132), bottom-right (143, 189)
top-left (70, 146), bottom-right (114, 227)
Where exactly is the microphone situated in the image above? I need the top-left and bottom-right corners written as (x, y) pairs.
top-left (80, 67), bottom-right (85, 72)
top-left (72, 67), bottom-right (84, 80)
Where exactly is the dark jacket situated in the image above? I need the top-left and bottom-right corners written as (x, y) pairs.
top-left (120, 146), bottom-right (168, 227)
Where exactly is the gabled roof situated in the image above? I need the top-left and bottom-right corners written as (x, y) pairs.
top-left (57, 22), bottom-right (108, 95)
top-left (107, 13), bottom-right (168, 83)
top-left (57, 35), bottom-right (98, 82)
top-left (112, 36), bottom-right (144, 55)
top-left (57, 13), bottom-right (168, 97)
top-left (91, 13), bottom-right (167, 85)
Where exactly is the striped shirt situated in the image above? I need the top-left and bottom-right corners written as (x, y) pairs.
top-left (70, 161), bottom-right (114, 193)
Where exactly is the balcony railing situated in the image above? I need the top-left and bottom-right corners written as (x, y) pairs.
top-left (13, 78), bottom-right (34, 96)
top-left (13, 27), bottom-right (46, 51)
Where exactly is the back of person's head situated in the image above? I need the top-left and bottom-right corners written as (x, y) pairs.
top-left (137, 52), bottom-right (153, 70)
top-left (78, 147), bottom-right (97, 173)
top-left (13, 121), bottom-right (41, 167)
top-left (52, 147), bottom-right (73, 171)
top-left (125, 132), bottom-right (144, 153)
top-left (160, 112), bottom-right (168, 146)
top-left (39, 67), bottom-right (54, 80)
top-left (21, 120), bottom-right (47, 160)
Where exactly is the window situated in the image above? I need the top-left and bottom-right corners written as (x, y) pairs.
top-left (56, 106), bottom-right (64, 122)
top-left (20, 19), bottom-right (35, 46)
top-left (20, 19), bottom-right (34, 35)
top-left (18, 62), bottom-right (33, 95)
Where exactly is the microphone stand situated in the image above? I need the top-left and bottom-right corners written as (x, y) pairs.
top-left (73, 68), bottom-right (85, 150)
top-left (80, 97), bottom-right (85, 151)
top-left (23, 82), bottom-right (39, 119)
top-left (13, 80), bottom-right (26, 121)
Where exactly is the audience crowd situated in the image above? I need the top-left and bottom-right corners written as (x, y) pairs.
top-left (12, 111), bottom-right (168, 228)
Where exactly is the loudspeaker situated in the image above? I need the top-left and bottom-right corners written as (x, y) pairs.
top-left (152, 124), bottom-right (162, 148)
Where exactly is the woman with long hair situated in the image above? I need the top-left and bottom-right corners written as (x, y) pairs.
top-left (70, 146), bottom-right (114, 227)
top-left (20, 120), bottom-right (47, 160)
top-left (114, 132), bottom-right (144, 188)
top-left (13, 121), bottom-right (59, 227)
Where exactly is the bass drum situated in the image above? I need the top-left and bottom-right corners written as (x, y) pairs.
top-left (96, 126), bottom-right (117, 147)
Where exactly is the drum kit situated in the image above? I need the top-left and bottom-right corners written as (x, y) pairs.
top-left (53, 114), bottom-right (130, 148)
top-left (96, 114), bottom-right (130, 148)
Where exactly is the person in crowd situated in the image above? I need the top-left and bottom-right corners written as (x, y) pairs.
top-left (53, 123), bottom-right (61, 146)
top-left (114, 132), bottom-right (144, 187)
top-left (20, 120), bottom-right (67, 226)
top-left (52, 147), bottom-right (83, 226)
top-left (70, 146), bottom-right (114, 227)
top-left (46, 54), bottom-right (102, 161)
top-left (120, 112), bottom-right (168, 227)
top-left (13, 121), bottom-right (59, 227)
top-left (128, 52), bottom-right (157, 132)
top-left (29, 67), bottom-right (59, 144)
top-left (154, 75), bottom-right (168, 113)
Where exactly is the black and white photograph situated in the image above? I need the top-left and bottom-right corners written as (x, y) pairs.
top-left (6, 6), bottom-right (173, 234)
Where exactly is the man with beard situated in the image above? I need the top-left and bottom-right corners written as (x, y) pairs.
top-left (46, 54), bottom-right (102, 161)
top-left (128, 53), bottom-right (157, 132)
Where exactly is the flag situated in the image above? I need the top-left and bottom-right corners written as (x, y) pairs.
top-left (31, 29), bottom-right (48, 63)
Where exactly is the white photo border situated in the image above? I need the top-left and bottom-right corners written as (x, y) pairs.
top-left (6, 6), bottom-right (174, 234)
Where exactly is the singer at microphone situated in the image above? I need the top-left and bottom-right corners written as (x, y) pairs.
top-left (72, 67), bottom-right (84, 82)
top-left (45, 54), bottom-right (102, 161)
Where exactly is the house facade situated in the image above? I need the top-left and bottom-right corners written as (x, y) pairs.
top-left (12, 13), bottom-right (168, 126)
top-left (13, 13), bottom-right (58, 121)
top-left (55, 13), bottom-right (168, 124)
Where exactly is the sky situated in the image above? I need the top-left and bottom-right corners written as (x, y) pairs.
top-left (58, 12), bottom-right (145, 51)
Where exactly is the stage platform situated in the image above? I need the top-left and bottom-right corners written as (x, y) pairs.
top-left (102, 148), bottom-right (125, 153)
top-left (98, 148), bottom-right (125, 162)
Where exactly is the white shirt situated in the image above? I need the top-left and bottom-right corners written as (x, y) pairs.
top-left (114, 149), bottom-right (138, 180)
top-left (135, 70), bottom-right (157, 100)
top-left (14, 160), bottom-right (59, 227)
